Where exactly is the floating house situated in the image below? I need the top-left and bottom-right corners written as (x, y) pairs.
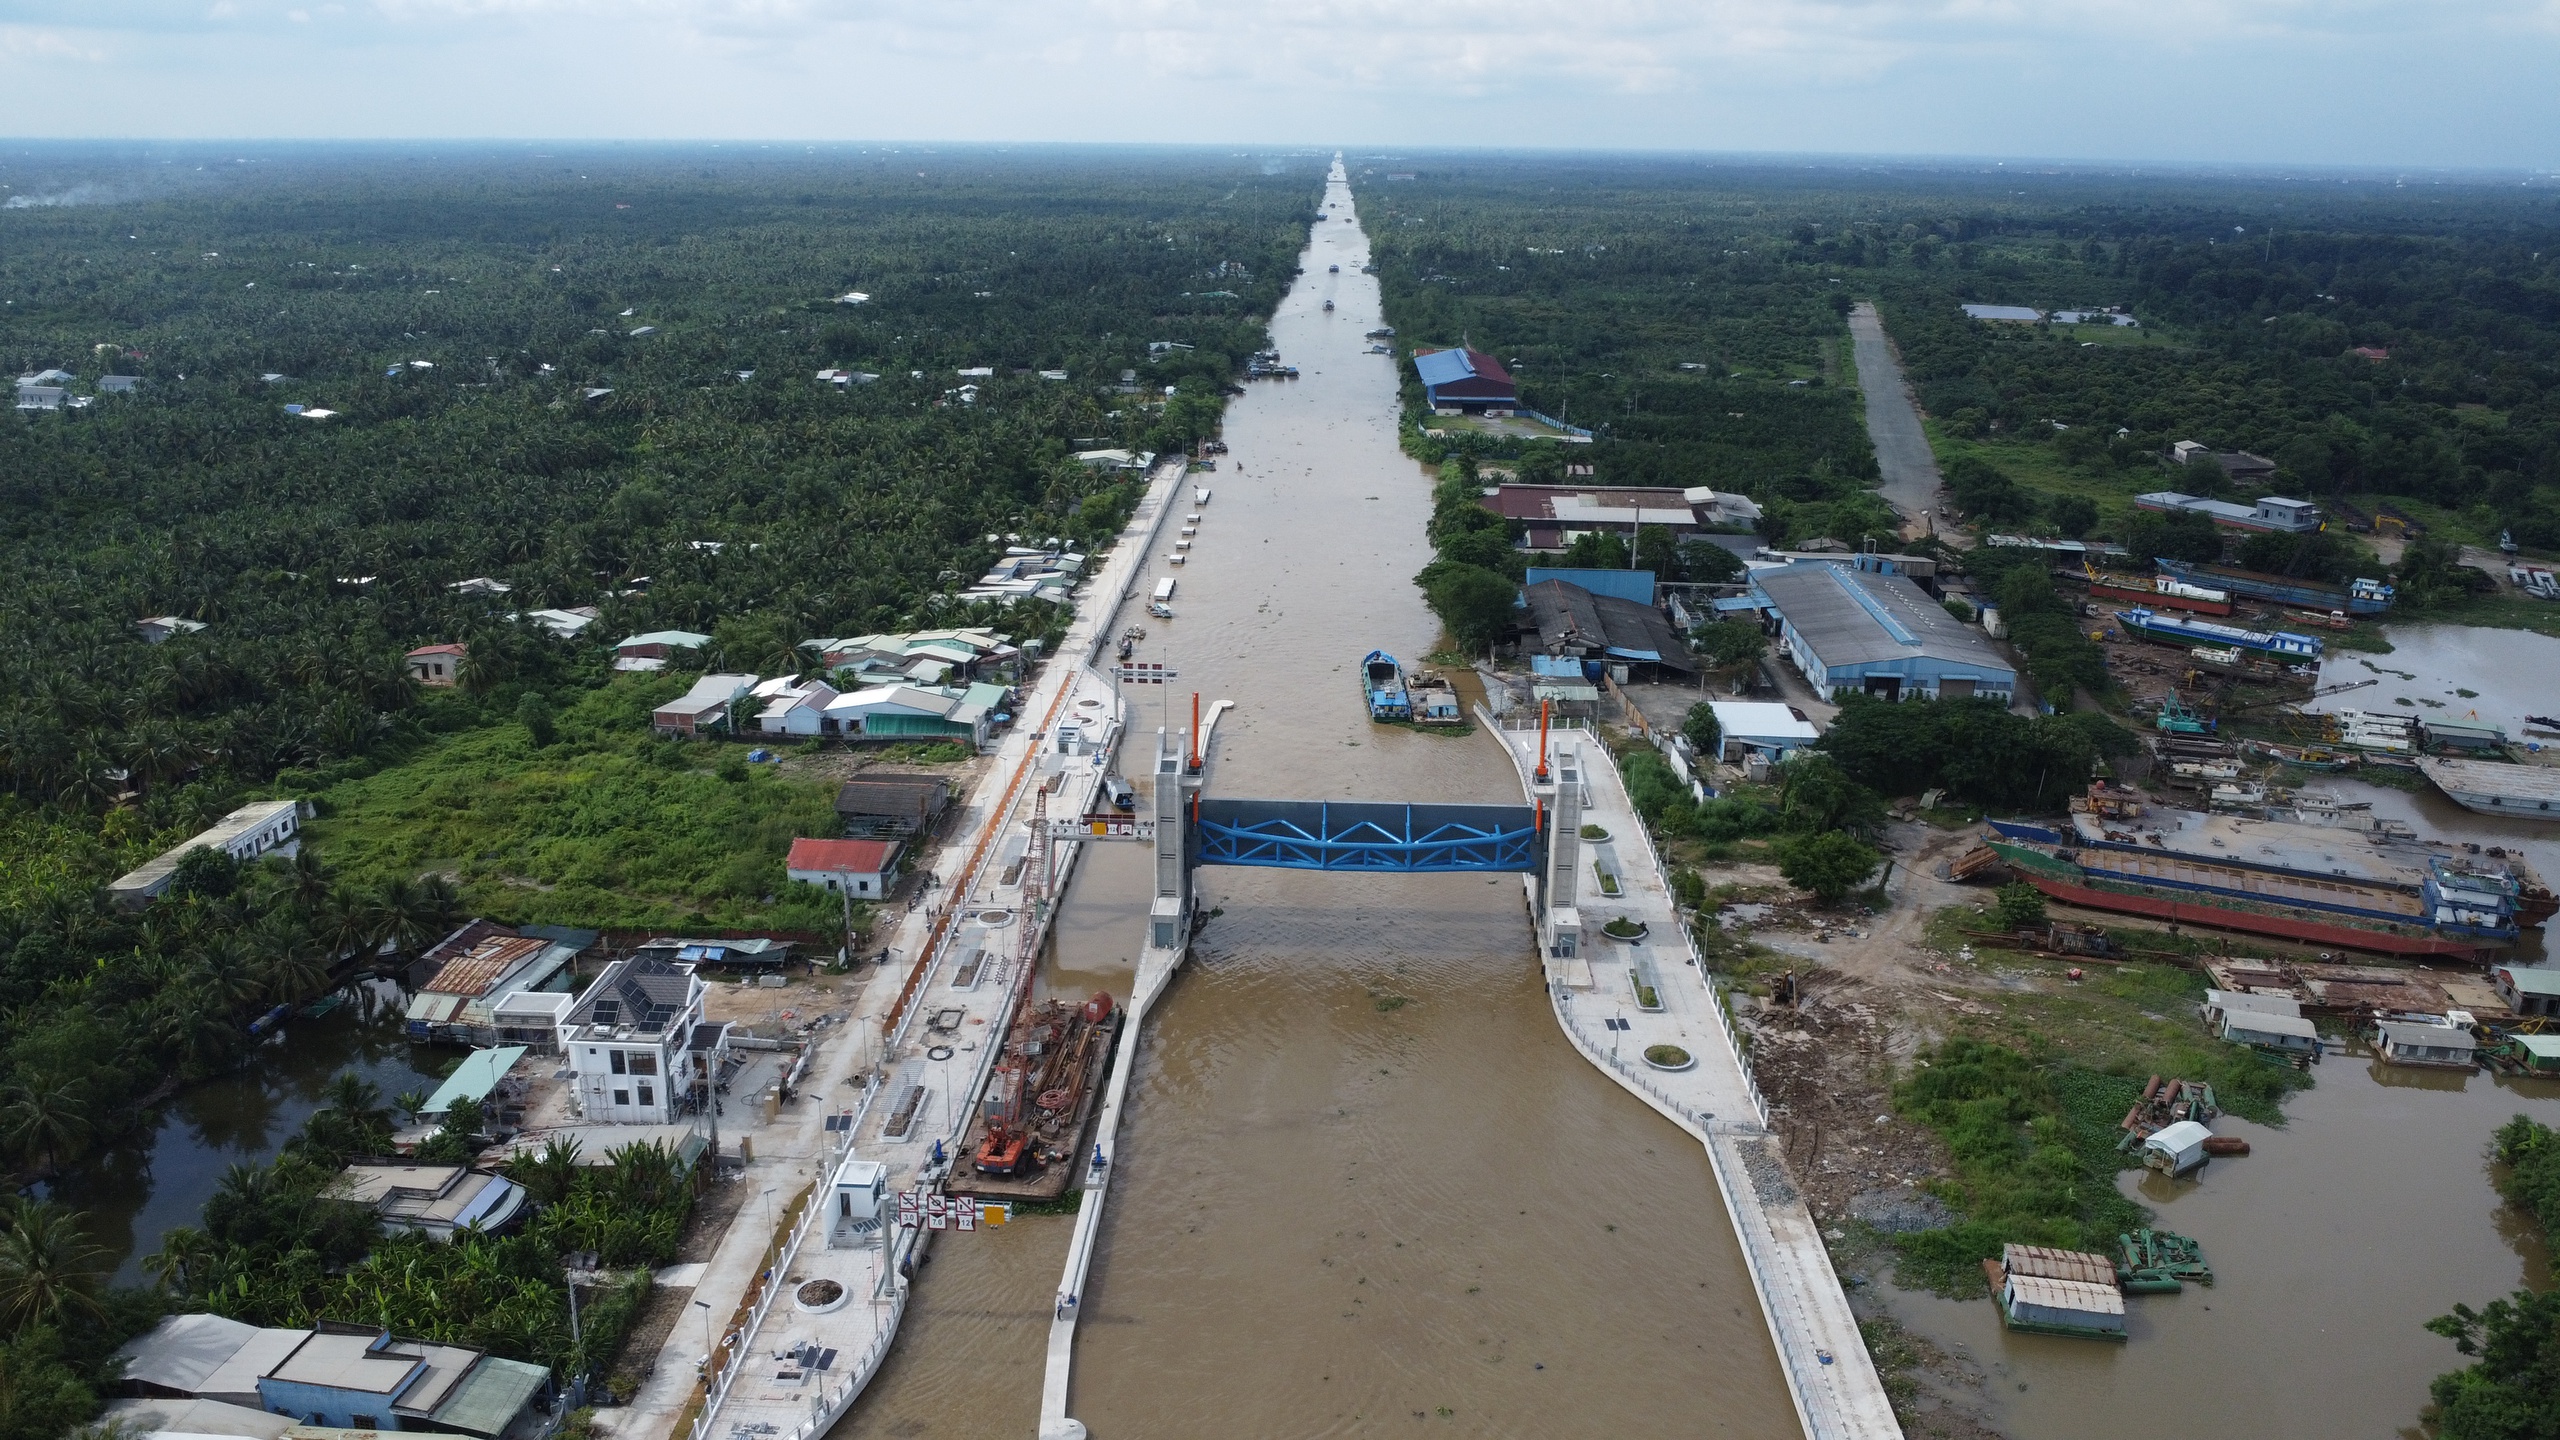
top-left (2144, 1120), bottom-right (2214, 1175)
top-left (2373, 1018), bottom-right (2478, 1070)
top-left (1988, 1245), bottom-right (2127, 1341)
top-left (2493, 964), bottom-right (2560, 1018)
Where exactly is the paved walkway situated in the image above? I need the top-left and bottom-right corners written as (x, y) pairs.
top-left (1849, 301), bottom-right (1944, 536)
top-left (611, 454), bottom-right (1192, 1440)
top-left (1489, 716), bottom-right (1904, 1440)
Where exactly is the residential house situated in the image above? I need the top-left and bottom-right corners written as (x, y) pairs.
top-left (821, 683), bottom-right (992, 746)
top-left (523, 606), bottom-right (601, 639)
top-left (404, 927), bottom-right (586, 1043)
top-left (787, 837), bottom-right (903, 898)
top-left (405, 643), bottom-right (465, 687)
top-left (651, 673), bottom-right (757, 736)
top-left (446, 578), bottom-right (513, 597)
top-left (15, 385), bottom-right (68, 410)
top-left (2373, 1018), bottom-right (2478, 1070)
top-left (2134, 491), bottom-right (2322, 534)
top-left (2492, 964), bottom-right (2560, 1018)
top-left (614, 629), bottom-right (712, 673)
top-left (833, 773), bottom-right (953, 837)
top-left (629, 936), bottom-right (795, 970)
top-left (1073, 448), bottom-right (1152, 471)
top-left (110, 800), bottom-right (309, 908)
top-left (137, 615), bottom-right (208, 644)
top-left (98, 374), bottom-right (143, 393)
top-left (561, 957), bottom-right (708, 1124)
top-left (329, 1163), bottom-right (529, 1242)
top-left (751, 675), bottom-right (841, 736)
top-left (113, 1315), bottom-right (551, 1440)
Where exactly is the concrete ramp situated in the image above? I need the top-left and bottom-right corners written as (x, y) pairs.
top-left (1193, 797), bottom-right (1541, 872)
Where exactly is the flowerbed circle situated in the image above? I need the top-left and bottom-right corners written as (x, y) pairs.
top-left (795, 1278), bottom-right (848, 1314)
top-left (977, 909), bottom-right (1016, 928)
top-left (1602, 917), bottom-right (1648, 941)
top-left (1642, 1045), bottom-right (1695, 1072)
top-left (926, 1045), bottom-right (956, 1061)
top-left (1579, 823), bottom-right (1610, 841)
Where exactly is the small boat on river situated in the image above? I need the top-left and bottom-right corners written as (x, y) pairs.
top-left (1361, 650), bottom-right (1412, 721)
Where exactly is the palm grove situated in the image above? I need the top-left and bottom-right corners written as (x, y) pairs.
top-left (0, 146), bottom-right (1319, 1437)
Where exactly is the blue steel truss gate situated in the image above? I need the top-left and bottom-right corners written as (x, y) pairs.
top-left (1192, 798), bottom-right (1542, 873)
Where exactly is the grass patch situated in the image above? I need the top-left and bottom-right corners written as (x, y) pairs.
top-left (2326, 625), bottom-right (2399, 653)
top-left (308, 676), bottom-right (850, 932)
top-left (1888, 910), bottom-right (2314, 1293)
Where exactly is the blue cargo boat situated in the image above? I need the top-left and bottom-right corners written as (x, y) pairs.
top-left (2155, 558), bottom-right (2393, 615)
top-left (1361, 651), bottom-right (1412, 721)
top-left (2112, 608), bottom-right (2323, 660)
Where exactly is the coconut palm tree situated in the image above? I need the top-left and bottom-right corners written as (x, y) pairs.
top-left (0, 1200), bottom-right (109, 1333)
top-left (141, 1225), bottom-right (217, 1293)
top-left (1, 1083), bottom-right (90, 1176)
top-left (323, 1074), bottom-right (386, 1130)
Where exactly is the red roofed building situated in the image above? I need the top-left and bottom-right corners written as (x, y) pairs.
top-left (2349, 346), bottom-right (2390, 362)
top-left (787, 837), bottom-right (903, 898)
top-left (406, 643), bottom-right (466, 687)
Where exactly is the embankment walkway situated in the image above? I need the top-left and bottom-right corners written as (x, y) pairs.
top-left (1490, 715), bottom-right (1904, 1440)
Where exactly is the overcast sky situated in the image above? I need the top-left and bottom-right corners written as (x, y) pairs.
top-left (0, 1), bottom-right (2549, 168)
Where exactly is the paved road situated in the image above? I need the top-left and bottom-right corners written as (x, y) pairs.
top-left (1847, 301), bottom-right (1943, 535)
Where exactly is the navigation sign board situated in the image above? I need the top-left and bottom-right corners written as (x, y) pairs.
top-left (1114, 663), bottom-right (1178, 685)
top-left (1046, 814), bottom-right (1155, 840)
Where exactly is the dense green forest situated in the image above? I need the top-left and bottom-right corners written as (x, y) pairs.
top-left (1353, 155), bottom-right (2560, 567)
top-left (0, 146), bottom-right (1318, 1436)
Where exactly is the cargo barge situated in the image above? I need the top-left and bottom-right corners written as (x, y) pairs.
top-left (1984, 840), bottom-right (2498, 958)
top-left (2113, 607), bottom-right (2324, 660)
top-left (2154, 558), bottom-right (2394, 615)
top-left (1997, 792), bottom-right (2549, 935)
top-left (1362, 649), bottom-right (1412, 721)
top-left (955, 991), bottom-right (1123, 1204)
top-left (2418, 755), bottom-right (2560, 823)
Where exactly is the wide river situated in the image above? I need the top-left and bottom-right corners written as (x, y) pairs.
top-left (840, 166), bottom-right (1796, 1437)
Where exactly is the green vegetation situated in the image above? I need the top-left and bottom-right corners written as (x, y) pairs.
top-left (149, 1085), bottom-right (688, 1380)
top-left (1579, 823), bottom-right (1609, 841)
top-left (1679, 702), bottom-right (1722, 759)
top-left (1775, 831), bottom-right (1881, 904)
top-left (309, 678), bottom-right (850, 932)
top-left (1993, 883), bottom-right (2048, 930)
top-left (2420, 1116), bottom-right (2560, 1439)
top-left (1816, 692), bottom-right (2137, 811)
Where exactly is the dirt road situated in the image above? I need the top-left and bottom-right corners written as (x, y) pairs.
top-left (1848, 301), bottom-right (1945, 536)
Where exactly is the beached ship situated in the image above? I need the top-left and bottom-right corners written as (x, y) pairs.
top-left (1362, 650), bottom-right (1412, 721)
top-left (2070, 570), bottom-right (2235, 616)
top-left (2113, 607), bottom-right (2323, 660)
top-left (1985, 785), bottom-right (2545, 953)
top-left (2154, 558), bottom-right (2395, 615)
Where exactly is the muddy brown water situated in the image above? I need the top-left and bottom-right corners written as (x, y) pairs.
top-left (837, 170), bottom-right (1795, 1437)
top-left (1877, 1056), bottom-right (2559, 1439)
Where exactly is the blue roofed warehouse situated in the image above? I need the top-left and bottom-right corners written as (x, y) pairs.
top-left (1413, 347), bottom-right (1518, 413)
top-left (1750, 559), bottom-right (2016, 703)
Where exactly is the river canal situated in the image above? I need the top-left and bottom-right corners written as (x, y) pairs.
top-left (839, 162), bottom-right (1796, 1437)
top-left (43, 982), bottom-right (452, 1285)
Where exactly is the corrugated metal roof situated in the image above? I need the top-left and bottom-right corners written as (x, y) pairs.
top-left (422, 1047), bottom-right (527, 1116)
top-left (2005, 1274), bottom-right (2124, 1315)
top-left (2377, 1019), bottom-right (2476, 1050)
top-left (2499, 966), bottom-right (2560, 996)
top-left (427, 1356), bottom-right (549, 1438)
top-left (2516, 1035), bottom-right (2560, 1058)
top-left (2001, 1245), bottom-right (2117, 1287)
top-left (2224, 1011), bottom-right (2318, 1039)
top-left (1754, 562), bottom-right (2014, 675)
top-left (423, 936), bottom-right (548, 999)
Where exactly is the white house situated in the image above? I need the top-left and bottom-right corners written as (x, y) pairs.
top-left (109, 800), bottom-right (309, 908)
top-left (821, 684), bottom-right (992, 746)
top-left (523, 606), bottom-right (602, 639)
top-left (752, 676), bottom-right (841, 736)
top-left (561, 958), bottom-right (707, 1124)
top-left (787, 837), bottom-right (902, 898)
top-left (137, 615), bottom-right (209, 645)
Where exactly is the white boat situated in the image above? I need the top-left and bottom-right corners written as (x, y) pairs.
top-left (1168, 554), bottom-right (1186, 566)
top-left (1185, 512), bottom-right (1202, 522)
top-left (1147, 602), bottom-right (1173, 620)
top-left (2419, 756), bottom-right (2560, 820)
top-left (1173, 539), bottom-right (1191, 551)
top-left (1194, 487), bottom-right (1212, 504)
top-left (1179, 526), bottom-right (1197, 537)
top-left (1152, 578), bottom-right (1175, 602)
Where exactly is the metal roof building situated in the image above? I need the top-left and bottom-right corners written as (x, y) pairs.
top-left (1749, 561), bottom-right (2015, 703)
top-left (1412, 347), bottom-right (1517, 411)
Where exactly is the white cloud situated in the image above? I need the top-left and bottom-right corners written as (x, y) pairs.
top-left (0, 0), bottom-right (2548, 164)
